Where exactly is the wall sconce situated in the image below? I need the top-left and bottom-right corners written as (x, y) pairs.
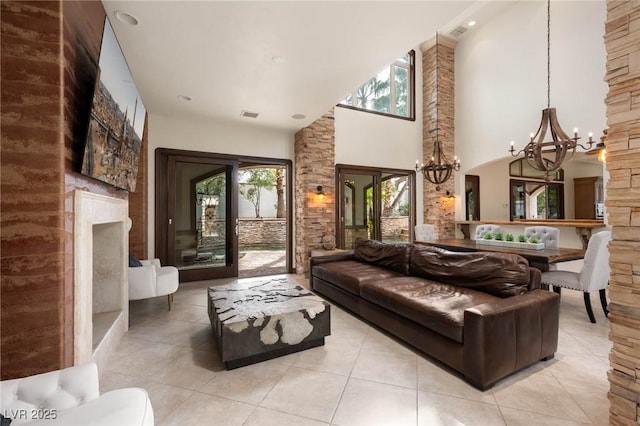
top-left (316, 185), bottom-right (325, 200)
top-left (445, 191), bottom-right (455, 199)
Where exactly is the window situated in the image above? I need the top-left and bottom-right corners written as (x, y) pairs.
top-left (338, 51), bottom-right (415, 120)
top-left (509, 158), bottom-right (564, 221)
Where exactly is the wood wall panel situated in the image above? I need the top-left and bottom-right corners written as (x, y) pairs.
top-left (0, 0), bottom-right (140, 379)
top-left (1, 0), bottom-right (67, 379)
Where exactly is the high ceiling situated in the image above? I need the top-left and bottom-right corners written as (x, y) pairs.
top-left (102, 1), bottom-right (515, 132)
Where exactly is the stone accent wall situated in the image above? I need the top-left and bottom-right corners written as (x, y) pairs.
top-left (238, 218), bottom-right (286, 248)
top-left (605, 2), bottom-right (640, 423)
top-left (381, 216), bottom-right (410, 240)
top-left (294, 110), bottom-right (336, 274)
top-left (421, 36), bottom-right (457, 239)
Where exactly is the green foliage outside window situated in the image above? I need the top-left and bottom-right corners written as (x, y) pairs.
top-left (339, 51), bottom-right (414, 119)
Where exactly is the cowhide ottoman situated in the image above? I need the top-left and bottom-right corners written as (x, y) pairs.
top-left (207, 275), bottom-right (331, 369)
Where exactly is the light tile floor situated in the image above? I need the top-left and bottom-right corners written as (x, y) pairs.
top-left (101, 274), bottom-right (612, 425)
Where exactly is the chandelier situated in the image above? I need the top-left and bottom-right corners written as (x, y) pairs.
top-left (416, 33), bottom-right (460, 189)
top-left (509, 0), bottom-right (594, 181)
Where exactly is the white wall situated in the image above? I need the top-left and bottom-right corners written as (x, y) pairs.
top-left (454, 1), bottom-right (607, 217)
top-left (238, 186), bottom-right (278, 218)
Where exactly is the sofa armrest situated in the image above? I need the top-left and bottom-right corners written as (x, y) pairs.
top-left (21, 388), bottom-right (154, 426)
top-left (309, 253), bottom-right (355, 288)
top-left (463, 290), bottom-right (559, 389)
top-left (1, 363), bottom-right (100, 419)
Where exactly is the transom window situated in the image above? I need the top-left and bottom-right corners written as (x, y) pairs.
top-left (338, 51), bottom-right (415, 120)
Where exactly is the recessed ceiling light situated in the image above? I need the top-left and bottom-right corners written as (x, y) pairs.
top-left (271, 56), bottom-right (285, 64)
top-left (114, 10), bottom-right (139, 26)
top-left (177, 95), bottom-right (191, 101)
top-left (468, 20), bottom-right (476, 27)
top-left (291, 114), bottom-right (306, 120)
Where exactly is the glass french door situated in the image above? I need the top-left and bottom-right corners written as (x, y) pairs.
top-left (339, 169), bottom-right (380, 249)
top-left (337, 165), bottom-right (415, 249)
top-left (162, 155), bottom-right (238, 282)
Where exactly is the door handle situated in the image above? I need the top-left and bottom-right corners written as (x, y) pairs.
top-left (168, 218), bottom-right (173, 225)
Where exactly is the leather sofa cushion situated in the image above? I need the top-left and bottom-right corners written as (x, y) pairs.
top-left (410, 245), bottom-right (530, 298)
top-left (361, 277), bottom-right (497, 343)
top-left (353, 239), bottom-right (413, 275)
top-left (312, 260), bottom-right (404, 296)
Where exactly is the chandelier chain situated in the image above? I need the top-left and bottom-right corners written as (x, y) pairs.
top-left (414, 32), bottom-right (460, 187)
top-left (547, 0), bottom-right (550, 109)
top-left (435, 32), bottom-right (439, 147)
top-left (508, 0), bottom-right (594, 181)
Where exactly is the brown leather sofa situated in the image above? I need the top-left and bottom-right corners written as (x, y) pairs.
top-left (309, 238), bottom-right (560, 390)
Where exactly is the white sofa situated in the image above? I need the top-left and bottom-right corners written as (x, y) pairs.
top-left (1, 362), bottom-right (153, 425)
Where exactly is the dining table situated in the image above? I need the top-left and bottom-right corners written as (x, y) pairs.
top-left (415, 238), bottom-right (585, 272)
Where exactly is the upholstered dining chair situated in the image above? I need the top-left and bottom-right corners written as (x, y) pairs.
top-left (128, 258), bottom-right (179, 310)
top-left (524, 226), bottom-right (560, 248)
top-left (415, 224), bottom-right (437, 242)
top-left (474, 224), bottom-right (501, 240)
top-left (541, 230), bottom-right (612, 323)
top-left (525, 225), bottom-right (561, 270)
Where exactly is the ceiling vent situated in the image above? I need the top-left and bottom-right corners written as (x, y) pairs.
top-left (240, 110), bottom-right (259, 119)
top-left (449, 26), bottom-right (468, 38)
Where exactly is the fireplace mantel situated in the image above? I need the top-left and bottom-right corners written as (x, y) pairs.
top-left (74, 190), bottom-right (128, 370)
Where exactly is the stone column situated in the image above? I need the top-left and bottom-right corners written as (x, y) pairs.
top-left (605, 1), bottom-right (640, 424)
top-left (294, 110), bottom-right (336, 274)
top-left (420, 36), bottom-right (457, 238)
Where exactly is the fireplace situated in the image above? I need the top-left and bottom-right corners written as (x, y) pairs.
top-left (74, 190), bottom-right (128, 371)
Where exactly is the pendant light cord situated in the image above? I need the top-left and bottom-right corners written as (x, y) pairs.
top-left (435, 32), bottom-right (439, 159)
top-left (547, 0), bottom-right (550, 109)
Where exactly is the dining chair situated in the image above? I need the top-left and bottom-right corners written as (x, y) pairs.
top-left (524, 226), bottom-right (560, 248)
top-left (541, 230), bottom-right (612, 323)
top-left (525, 225), bottom-right (561, 270)
top-left (415, 224), bottom-right (436, 242)
top-left (474, 224), bottom-right (501, 240)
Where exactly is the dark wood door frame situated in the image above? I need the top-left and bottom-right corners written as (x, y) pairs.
top-left (465, 175), bottom-right (480, 221)
top-left (155, 148), bottom-right (294, 281)
top-left (335, 164), bottom-right (416, 248)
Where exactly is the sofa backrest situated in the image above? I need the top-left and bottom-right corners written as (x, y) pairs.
top-left (353, 239), bottom-right (413, 275)
top-left (410, 245), bottom-right (531, 297)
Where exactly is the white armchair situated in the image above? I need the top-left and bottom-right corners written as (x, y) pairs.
top-left (129, 258), bottom-right (179, 310)
top-left (0, 362), bottom-right (153, 425)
